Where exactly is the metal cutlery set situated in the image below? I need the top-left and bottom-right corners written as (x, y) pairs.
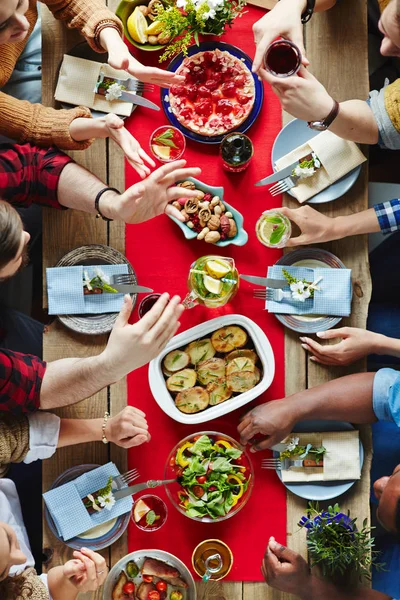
top-left (255, 159), bottom-right (300, 195)
top-left (111, 468), bottom-right (176, 501)
top-left (240, 274), bottom-right (289, 303)
top-left (262, 458), bottom-right (323, 471)
top-left (110, 273), bottom-right (153, 295)
top-left (95, 75), bottom-right (160, 111)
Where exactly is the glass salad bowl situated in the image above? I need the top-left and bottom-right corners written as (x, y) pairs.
top-left (164, 431), bottom-right (254, 523)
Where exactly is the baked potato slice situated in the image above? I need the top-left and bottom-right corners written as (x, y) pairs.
top-left (185, 339), bottom-right (216, 365)
top-left (207, 382), bottom-right (232, 406)
top-left (197, 358), bottom-right (226, 385)
top-left (226, 348), bottom-right (258, 364)
top-left (211, 326), bottom-right (248, 353)
top-left (175, 387), bottom-right (210, 413)
top-left (227, 367), bottom-right (261, 393)
top-left (166, 369), bottom-right (197, 393)
top-left (163, 349), bottom-right (190, 373)
top-left (112, 572), bottom-right (128, 600)
top-left (226, 357), bottom-right (256, 376)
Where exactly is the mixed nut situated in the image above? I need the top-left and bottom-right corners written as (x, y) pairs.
top-left (173, 181), bottom-right (238, 244)
top-left (137, 0), bottom-right (172, 45)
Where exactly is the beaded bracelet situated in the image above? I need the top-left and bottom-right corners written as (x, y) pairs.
top-left (102, 411), bottom-right (110, 444)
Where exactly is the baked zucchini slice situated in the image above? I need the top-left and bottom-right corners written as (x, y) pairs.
top-left (163, 349), bottom-right (190, 373)
top-left (226, 357), bottom-right (256, 376)
top-left (226, 349), bottom-right (258, 364)
top-left (185, 339), bottom-right (216, 365)
top-left (197, 358), bottom-right (226, 385)
top-left (211, 326), bottom-right (248, 353)
top-left (166, 369), bottom-right (197, 393)
top-left (207, 383), bottom-right (232, 406)
top-left (227, 367), bottom-right (261, 393)
top-left (175, 387), bottom-right (210, 413)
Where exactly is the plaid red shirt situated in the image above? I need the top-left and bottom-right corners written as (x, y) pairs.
top-left (0, 142), bottom-right (73, 208)
top-left (0, 349), bottom-right (46, 414)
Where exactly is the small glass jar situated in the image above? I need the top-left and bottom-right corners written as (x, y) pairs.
top-left (264, 39), bottom-right (302, 78)
top-left (220, 132), bottom-right (254, 173)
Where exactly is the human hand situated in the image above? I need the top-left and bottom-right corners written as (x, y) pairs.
top-left (253, 0), bottom-right (308, 73)
top-left (105, 406), bottom-right (150, 447)
top-left (262, 537), bottom-right (311, 594)
top-left (113, 160), bottom-right (201, 224)
top-left (238, 400), bottom-right (297, 452)
top-left (63, 548), bottom-right (108, 592)
top-left (103, 114), bottom-right (156, 178)
top-left (299, 327), bottom-right (384, 366)
top-left (102, 293), bottom-right (184, 381)
top-left (104, 29), bottom-right (183, 88)
top-left (260, 65), bottom-right (334, 122)
top-left (278, 205), bottom-right (338, 247)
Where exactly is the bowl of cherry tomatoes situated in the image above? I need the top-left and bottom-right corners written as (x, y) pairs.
top-left (164, 431), bottom-right (254, 523)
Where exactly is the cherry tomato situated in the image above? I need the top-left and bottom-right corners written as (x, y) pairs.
top-left (193, 435), bottom-right (202, 441)
top-left (175, 467), bottom-right (183, 479)
top-left (209, 485), bottom-right (217, 492)
top-left (169, 456), bottom-right (176, 468)
top-left (192, 485), bottom-right (205, 498)
top-left (148, 591), bottom-right (160, 600)
top-left (156, 581), bottom-right (167, 592)
top-left (196, 476), bottom-right (207, 484)
top-left (143, 575), bottom-right (154, 583)
top-left (122, 582), bottom-right (135, 594)
top-left (234, 455), bottom-right (246, 466)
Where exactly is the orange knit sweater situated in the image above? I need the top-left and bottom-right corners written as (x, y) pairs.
top-left (0, 0), bottom-right (123, 150)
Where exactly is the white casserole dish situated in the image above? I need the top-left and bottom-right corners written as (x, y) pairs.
top-left (148, 314), bottom-right (275, 424)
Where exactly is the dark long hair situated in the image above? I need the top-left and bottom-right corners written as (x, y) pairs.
top-left (0, 573), bottom-right (33, 599)
top-left (0, 200), bottom-right (23, 271)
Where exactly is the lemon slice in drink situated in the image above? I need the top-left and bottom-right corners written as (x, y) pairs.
top-left (203, 275), bottom-right (223, 295)
top-left (146, 20), bottom-right (164, 35)
top-left (206, 259), bottom-right (230, 279)
top-left (152, 144), bottom-right (171, 160)
top-left (127, 7), bottom-right (149, 44)
top-left (133, 498), bottom-right (151, 523)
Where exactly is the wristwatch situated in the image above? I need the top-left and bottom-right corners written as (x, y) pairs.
top-left (301, 0), bottom-right (316, 23)
top-left (308, 99), bottom-right (340, 131)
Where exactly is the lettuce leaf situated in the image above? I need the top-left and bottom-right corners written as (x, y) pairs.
top-left (212, 457), bottom-right (233, 473)
top-left (189, 435), bottom-right (213, 456)
top-left (225, 447), bottom-right (243, 459)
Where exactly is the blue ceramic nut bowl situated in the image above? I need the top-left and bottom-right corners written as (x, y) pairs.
top-left (168, 177), bottom-right (248, 247)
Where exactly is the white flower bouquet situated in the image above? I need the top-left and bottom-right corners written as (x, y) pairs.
top-left (155, 0), bottom-right (247, 61)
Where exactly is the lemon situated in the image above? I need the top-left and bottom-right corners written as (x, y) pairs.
top-left (203, 275), bottom-right (223, 295)
top-left (258, 219), bottom-right (277, 244)
top-left (152, 144), bottom-right (171, 160)
top-left (146, 20), bottom-right (163, 35)
top-left (133, 498), bottom-right (151, 523)
top-left (205, 259), bottom-right (230, 279)
top-left (127, 7), bottom-right (149, 44)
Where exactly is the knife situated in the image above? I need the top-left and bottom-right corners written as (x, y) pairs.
top-left (255, 160), bottom-right (299, 187)
top-left (107, 284), bottom-right (153, 294)
top-left (119, 91), bottom-right (160, 111)
top-left (240, 275), bottom-right (287, 288)
top-left (270, 443), bottom-right (289, 452)
top-left (114, 479), bottom-right (176, 501)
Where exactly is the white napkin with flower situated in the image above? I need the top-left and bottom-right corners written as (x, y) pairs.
top-left (274, 130), bottom-right (366, 203)
top-left (280, 431), bottom-right (361, 483)
top-left (55, 55), bottom-right (134, 116)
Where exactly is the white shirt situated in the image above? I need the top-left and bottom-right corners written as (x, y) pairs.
top-left (24, 413), bottom-right (60, 464)
top-left (0, 479), bottom-right (50, 594)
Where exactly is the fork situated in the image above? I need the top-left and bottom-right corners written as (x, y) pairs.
top-left (269, 174), bottom-right (299, 196)
top-left (110, 77), bottom-right (155, 94)
top-left (254, 289), bottom-right (291, 302)
top-left (111, 273), bottom-right (136, 285)
top-left (262, 458), bottom-right (304, 470)
top-left (112, 467), bottom-right (140, 490)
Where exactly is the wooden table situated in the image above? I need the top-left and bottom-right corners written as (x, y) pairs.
top-left (42, 1), bottom-right (371, 598)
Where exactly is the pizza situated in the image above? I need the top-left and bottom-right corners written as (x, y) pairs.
top-left (167, 49), bottom-right (255, 137)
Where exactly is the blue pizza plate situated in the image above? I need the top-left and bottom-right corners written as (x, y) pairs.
top-left (274, 420), bottom-right (364, 501)
top-left (161, 41), bottom-right (264, 144)
top-left (271, 118), bottom-right (362, 204)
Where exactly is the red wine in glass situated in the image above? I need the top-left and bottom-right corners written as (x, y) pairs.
top-left (264, 40), bottom-right (302, 77)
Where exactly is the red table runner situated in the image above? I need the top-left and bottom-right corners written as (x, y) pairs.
top-left (125, 6), bottom-right (286, 581)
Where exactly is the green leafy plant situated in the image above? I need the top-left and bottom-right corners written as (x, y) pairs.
top-left (156, 0), bottom-right (247, 61)
top-left (299, 503), bottom-right (385, 583)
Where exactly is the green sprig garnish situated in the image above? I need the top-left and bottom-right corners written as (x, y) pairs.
top-left (282, 268), bottom-right (315, 298)
top-left (154, 129), bottom-right (179, 149)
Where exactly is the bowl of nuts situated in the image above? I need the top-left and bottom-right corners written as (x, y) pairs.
top-left (170, 178), bottom-right (248, 247)
top-left (116, 0), bottom-right (171, 51)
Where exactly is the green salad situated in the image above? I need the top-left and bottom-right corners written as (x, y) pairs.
top-left (173, 434), bottom-right (250, 519)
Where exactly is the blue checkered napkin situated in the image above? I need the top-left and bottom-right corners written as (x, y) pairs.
top-left (46, 264), bottom-right (129, 315)
top-left (43, 462), bottom-right (132, 541)
top-left (266, 266), bottom-right (352, 317)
